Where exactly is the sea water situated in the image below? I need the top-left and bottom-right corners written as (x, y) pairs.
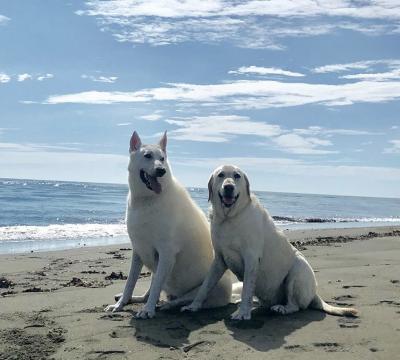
top-left (0, 178), bottom-right (399, 254)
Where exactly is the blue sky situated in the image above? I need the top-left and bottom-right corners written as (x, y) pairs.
top-left (0, 0), bottom-right (400, 197)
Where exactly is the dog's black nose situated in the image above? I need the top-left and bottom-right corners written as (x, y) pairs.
top-left (155, 167), bottom-right (166, 177)
top-left (223, 184), bottom-right (234, 195)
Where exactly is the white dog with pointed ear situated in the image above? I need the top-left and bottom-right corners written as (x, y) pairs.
top-left (105, 132), bottom-right (232, 319)
top-left (182, 165), bottom-right (358, 320)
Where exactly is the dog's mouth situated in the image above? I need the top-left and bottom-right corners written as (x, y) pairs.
top-left (218, 192), bottom-right (239, 208)
top-left (140, 169), bottom-right (162, 194)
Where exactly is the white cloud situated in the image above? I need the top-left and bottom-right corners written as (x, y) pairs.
top-left (116, 122), bottom-right (131, 126)
top-left (0, 142), bottom-right (81, 152)
top-left (0, 73), bottom-right (10, 83)
top-left (293, 126), bottom-right (380, 136)
top-left (140, 112), bottom-right (163, 121)
top-left (44, 78), bottom-right (400, 109)
top-left (229, 66), bottom-right (304, 77)
top-left (0, 72), bottom-right (54, 83)
top-left (166, 115), bottom-right (341, 155)
top-left (81, 74), bottom-right (118, 83)
top-left (0, 15), bottom-right (10, 25)
top-left (166, 115), bottom-right (282, 142)
top-left (37, 73), bottom-right (54, 81)
top-left (78, 1), bottom-right (400, 21)
top-left (17, 73), bottom-right (32, 82)
top-left (77, 1), bottom-right (400, 48)
top-left (272, 133), bottom-right (336, 155)
top-left (313, 59), bottom-right (400, 74)
top-left (341, 69), bottom-right (400, 81)
top-left (383, 139), bottom-right (400, 154)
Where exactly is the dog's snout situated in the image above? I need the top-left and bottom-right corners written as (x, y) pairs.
top-left (223, 184), bottom-right (235, 195)
top-left (155, 167), bottom-right (166, 177)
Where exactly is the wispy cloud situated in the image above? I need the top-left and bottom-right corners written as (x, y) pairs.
top-left (0, 73), bottom-right (10, 83)
top-left (44, 78), bottom-right (400, 109)
top-left (81, 74), bottom-right (118, 83)
top-left (76, 1), bottom-right (400, 48)
top-left (17, 73), bottom-right (32, 82)
top-left (341, 69), bottom-right (400, 81)
top-left (37, 73), bottom-right (54, 81)
top-left (2, 72), bottom-right (54, 83)
top-left (0, 142), bottom-right (81, 152)
top-left (166, 115), bottom-right (282, 142)
top-left (383, 139), bottom-right (400, 154)
top-left (313, 59), bottom-right (400, 74)
top-left (229, 66), bottom-right (304, 77)
top-left (0, 14), bottom-right (10, 25)
top-left (140, 112), bottom-right (163, 121)
top-left (165, 115), bottom-right (365, 155)
top-left (293, 126), bottom-right (380, 136)
top-left (272, 134), bottom-right (336, 155)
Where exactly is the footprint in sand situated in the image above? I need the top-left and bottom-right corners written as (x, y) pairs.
top-left (313, 342), bottom-right (347, 352)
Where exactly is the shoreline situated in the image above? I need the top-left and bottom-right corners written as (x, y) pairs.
top-left (1, 225), bottom-right (399, 359)
top-left (1, 224), bottom-right (400, 255)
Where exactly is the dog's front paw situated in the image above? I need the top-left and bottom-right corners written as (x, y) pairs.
top-left (181, 302), bottom-right (201, 313)
top-left (104, 299), bottom-right (125, 313)
top-left (230, 309), bottom-right (251, 320)
top-left (135, 306), bottom-right (156, 319)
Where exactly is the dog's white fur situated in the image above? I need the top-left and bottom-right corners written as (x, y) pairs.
top-left (105, 132), bottom-right (231, 318)
top-left (182, 165), bottom-right (358, 320)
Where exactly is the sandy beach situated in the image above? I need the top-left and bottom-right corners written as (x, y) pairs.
top-left (1, 226), bottom-right (399, 359)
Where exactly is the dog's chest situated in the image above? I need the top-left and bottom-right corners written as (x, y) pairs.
top-left (126, 202), bottom-right (171, 259)
top-left (213, 225), bottom-right (245, 280)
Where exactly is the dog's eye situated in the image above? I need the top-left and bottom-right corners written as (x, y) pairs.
top-left (218, 172), bottom-right (225, 178)
top-left (160, 157), bottom-right (165, 162)
top-left (234, 173), bottom-right (241, 179)
top-left (144, 153), bottom-right (152, 159)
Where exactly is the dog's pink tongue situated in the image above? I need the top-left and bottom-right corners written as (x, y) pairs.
top-left (223, 196), bottom-right (234, 204)
top-left (149, 176), bottom-right (162, 194)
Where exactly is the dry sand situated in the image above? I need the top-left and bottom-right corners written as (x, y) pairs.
top-left (0, 226), bottom-right (399, 359)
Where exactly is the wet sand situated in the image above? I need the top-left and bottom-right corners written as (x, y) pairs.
top-left (0, 226), bottom-right (399, 359)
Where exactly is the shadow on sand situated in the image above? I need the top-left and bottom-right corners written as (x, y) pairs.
top-left (122, 304), bottom-right (326, 352)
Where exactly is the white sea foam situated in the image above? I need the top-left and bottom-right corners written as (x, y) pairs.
top-left (0, 223), bottom-right (127, 242)
top-left (273, 216), bottom-right (400, 226)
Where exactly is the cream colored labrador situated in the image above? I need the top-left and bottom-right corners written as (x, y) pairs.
top-left (182, 165), bottom-right (358, 320)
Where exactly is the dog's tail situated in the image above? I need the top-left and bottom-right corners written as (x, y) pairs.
top-left (310, 294), bottom-right (358, 317)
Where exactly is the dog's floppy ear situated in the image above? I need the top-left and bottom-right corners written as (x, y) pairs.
top-left (244, 173), bottom-right (250, 197)
top-left (207, 174), bottom-right (214, 202)
top-left (130, 131), bottom-right (142, 153)
top-left (159, 131), bottom-right (167, 153)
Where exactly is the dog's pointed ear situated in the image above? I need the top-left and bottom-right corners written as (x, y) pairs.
top-left (159, 131), bottom-right (167, 153)
top-left (130, 131), bottom-right (142, 153)
top-left (208, 174), bottom-right (214, 202)
top-left (244, 173), bottom-right (250, 197)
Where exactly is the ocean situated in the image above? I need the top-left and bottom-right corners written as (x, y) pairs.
top-left (0, 178), bottom-right (399, 254)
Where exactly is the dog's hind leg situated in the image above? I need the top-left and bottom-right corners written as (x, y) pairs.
top-left (270, 278), bottom-right (300, 315)
top-left (105, 252), bottom-right (144, 312)
top-left (271, 255), bottom-right (316, 316)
